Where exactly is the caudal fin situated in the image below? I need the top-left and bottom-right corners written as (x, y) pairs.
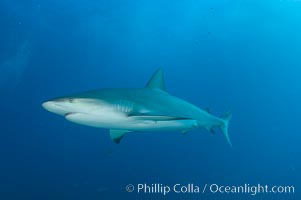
top-left (220, 112), bottom-right (232, 147)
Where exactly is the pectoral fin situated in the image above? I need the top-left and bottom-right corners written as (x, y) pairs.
top-left (109, 129), bottom-right (129, 144)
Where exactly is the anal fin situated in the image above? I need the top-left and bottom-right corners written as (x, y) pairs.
top-left (205, 126), bottom-right (215, 135)
top-left (182, 129), bottom-right (189, 135)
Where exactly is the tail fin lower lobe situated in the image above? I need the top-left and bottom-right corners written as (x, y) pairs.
top-left (220, 112), bottom-right (232, 147)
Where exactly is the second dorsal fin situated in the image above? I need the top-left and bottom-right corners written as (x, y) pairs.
top-left (145, 68), bottom-right (166, 91)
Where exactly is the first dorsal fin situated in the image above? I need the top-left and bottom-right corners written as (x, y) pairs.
top-left (145, 68), bottom-right (166, 91)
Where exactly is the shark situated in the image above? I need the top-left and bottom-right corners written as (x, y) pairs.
top-left (42, 69), bottom-right (232, 146)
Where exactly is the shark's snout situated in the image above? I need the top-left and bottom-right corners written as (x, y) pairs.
top-left (42, 100), bottom-right (61, 110)
top-left (42, 100), bottom-right (68, 116)
top-left (42, 97), bottom-right (101, 116)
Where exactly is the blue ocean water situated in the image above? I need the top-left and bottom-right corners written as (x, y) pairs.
top-left (0, 0), bottom-right (300, 199)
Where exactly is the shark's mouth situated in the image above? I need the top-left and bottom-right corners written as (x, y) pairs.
top-left (64, 112), bottom-right (79, 117)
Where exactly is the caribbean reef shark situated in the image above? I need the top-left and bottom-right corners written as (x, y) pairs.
top-left (42, 69), bottom-right (232, 146)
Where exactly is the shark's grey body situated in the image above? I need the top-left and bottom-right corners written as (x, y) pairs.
top-left (42, 69), bottom-right (232, 145)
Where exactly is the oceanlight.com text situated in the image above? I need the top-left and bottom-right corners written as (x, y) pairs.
top-left (125, 183), bottom-right (295, 196)
top-left (208, 183), bottom-right (295, 196)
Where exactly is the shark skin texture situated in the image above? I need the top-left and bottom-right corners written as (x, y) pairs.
top-left (42, 69), bottom-right (232, 146)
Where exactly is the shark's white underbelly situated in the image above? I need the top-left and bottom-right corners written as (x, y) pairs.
top-left (65, 112), bottom-right (198, 132)
top-left (124, 119), bottom-right (198, 132)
